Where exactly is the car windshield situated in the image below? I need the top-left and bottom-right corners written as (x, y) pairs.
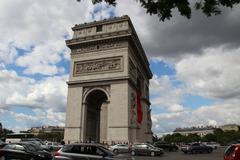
top-left (224, 145), bottom-right (236, 156)
top-left (99, 146), bottom-right (115, 156)
top-left (146, 144), bottom-right (156, 149)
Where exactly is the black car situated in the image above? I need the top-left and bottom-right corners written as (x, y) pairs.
top-left (130, 143), bottom-right (164, 157)
top-left (181, 143), bottom-right (213, 154)
top-left (0, 140), bottom-right (6, 149)
top-left (0, 143), bottom-right (52, 160)
top-left (154, 142), bottom-right (178, 151)
top-left (53, 143), bottom-right (133, 160)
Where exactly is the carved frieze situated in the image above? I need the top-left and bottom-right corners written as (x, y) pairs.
top-left (74, 57), bottom-right (122, 76)
top-left (147, 108), bottom-right (152, 132)
top-left (129, 59), bottom-right (137, 81)
top-left (71, 41), bottom-right (126, 55)
top-left (130, 92), bottom-right (137, 126)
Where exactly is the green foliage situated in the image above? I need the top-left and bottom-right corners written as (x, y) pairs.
top-left (152, 134), bottom-right (160, 142)
top-left (202, 134), bottom-right (217, 142)
top-left (161, 129), bottom-right (240, 145)
top-left (76, 0), bottom-right (240, 21)
top-left (0, 128), bottom-right (14, 140)
top-left (164, 133), bottom-right (189, 143)
top-left (34, 132), bottom-right (64, 142)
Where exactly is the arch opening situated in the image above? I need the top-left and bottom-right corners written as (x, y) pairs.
top-left (85, 89), bottom-right (108, 143)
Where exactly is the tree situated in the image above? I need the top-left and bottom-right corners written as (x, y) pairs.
top-left (77, 0), bottom-right (240, 21)
top-left (164, 133), bottom-right (186, 143)
top-left (34, 132), bottom-right (64, 142)
top-left (0, 128), bottom-right (14, 140)
top-left (202, 133), bottom-right (217, 142)
top-left (152, 134), bottom-right (160, 142)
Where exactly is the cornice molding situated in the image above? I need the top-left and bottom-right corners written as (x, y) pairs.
top-left (72, 15), bottom-right (130, 30)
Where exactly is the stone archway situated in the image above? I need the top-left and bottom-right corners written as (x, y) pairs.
top-left (64, 16), bottom-right (153, 144)
top-left (85, 89), bottom-right (108, 143)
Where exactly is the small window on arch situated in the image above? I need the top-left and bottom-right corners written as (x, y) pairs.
top-left (96, 25), bottom-right (103, 32)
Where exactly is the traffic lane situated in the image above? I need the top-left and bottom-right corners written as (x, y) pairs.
top-left (131, 147), bottom-right (226, 160)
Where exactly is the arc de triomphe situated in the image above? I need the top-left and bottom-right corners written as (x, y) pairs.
top-left (64, 15), bottom-right (153, 144)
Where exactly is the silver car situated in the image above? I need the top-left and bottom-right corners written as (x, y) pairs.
top-left (130, 143), bottom-right (164, 157)
top-left (53, 143), bottom-right (133, 160)
top-left (109, 144), bottom-right (130, 153)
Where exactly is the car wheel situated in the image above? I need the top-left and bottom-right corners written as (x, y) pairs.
top-left (208, 149), bottom-right (212, 153)
top-left (150, 151), bottom-right (155, 157)
top-left (131, 151), bottom-right (136, 156)
top-left (113, 149), bottom-right (119, 153)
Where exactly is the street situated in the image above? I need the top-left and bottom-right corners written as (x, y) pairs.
top-left (130, 147), bottom-right (225, 160)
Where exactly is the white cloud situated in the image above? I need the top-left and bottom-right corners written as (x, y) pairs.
top-left (115, 0), bottom-right (240, 61)
top-left (0, 43), bottom-right (17, 64)
top-left (5, 75), bottom-right (68, 112)
top-left (0, 108), bottom-right (65, 131)
top-left (152, 102), bottom-right (240, 133)
top-left (169, 104), bottom-right (184, 113)
top-left (150, 74), bottom-right (185, 111)
top-left (91, 2), bottom-right (115, 20)
top-left (0, 67), bottom-right (67, 130)
top-left (176, 46), bottom-right (240, 100)
top-left (15, 40), bottom-right (66, 75)
top-left (150, 48), bottom-right (240, 133)
top-left (0, 0), bottom-right (97, 75)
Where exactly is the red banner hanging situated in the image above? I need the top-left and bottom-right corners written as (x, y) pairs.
top-left (137, 92), bottom-right (143, 124)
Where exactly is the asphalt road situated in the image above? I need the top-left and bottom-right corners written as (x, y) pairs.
top-left (130, 147), bottom-right (226, 160)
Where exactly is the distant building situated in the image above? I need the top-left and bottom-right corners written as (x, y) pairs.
top-left (30, 126), bottom-right (64, 135)
top-left (221, 124), bottom-right (239, 132)
top-left (173, 126), bottom-right (217, 137)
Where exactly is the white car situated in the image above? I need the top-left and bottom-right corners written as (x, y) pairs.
top-left (109, 144), bottom-right (130, 153)
top-left (203, 142), bottom-right (220, 149)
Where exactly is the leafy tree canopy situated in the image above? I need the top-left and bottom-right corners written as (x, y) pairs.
top-left (77, 0), bottom-right (240, 21)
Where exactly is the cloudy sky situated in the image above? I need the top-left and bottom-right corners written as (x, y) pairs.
top-left (0, 0), bottom-right (240, 135)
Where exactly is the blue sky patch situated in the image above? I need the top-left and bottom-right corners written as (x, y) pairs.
top-left (183, 94), bottom-right (215, 109)
top-left (150, 59), bottom-right (176, 76)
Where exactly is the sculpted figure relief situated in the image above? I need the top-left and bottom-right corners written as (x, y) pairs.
top-left (74, 58), bottom-right (122, 76)
top-left (130, 92), bottom-right (137, 126)
top-left (72, 41), bottom-right (126, 55)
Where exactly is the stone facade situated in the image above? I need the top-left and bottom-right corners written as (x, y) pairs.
top-left (64, 16), bottom-right (153, 144)
top-left (173, 126), bottom-right (217, 137)
top-left (221, 124), bottom-right (239, 132)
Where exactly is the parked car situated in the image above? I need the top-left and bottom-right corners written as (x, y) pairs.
top-left (109, 144), bottom-right (130, 153)
top-left (203, 142), bottom-right (220, 149)
top-left (224, 143), bottom-right (240, 160)
top-left (181, 143), bottom-right (213, 154)
top-left (180, 143), bottom-right (191, 151)
top-left (21, 138), bottom-right (50, 152)
top-left (154, 141), bottom-right (178, 151)
top-left (53, 143), bottom-right (133, 160)
top-left (130, 143), bottom-right (164, 157)
top-left (46, 142), bottom-right (62, 151)
top-left (0, 143), bottom-right (52, 160)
